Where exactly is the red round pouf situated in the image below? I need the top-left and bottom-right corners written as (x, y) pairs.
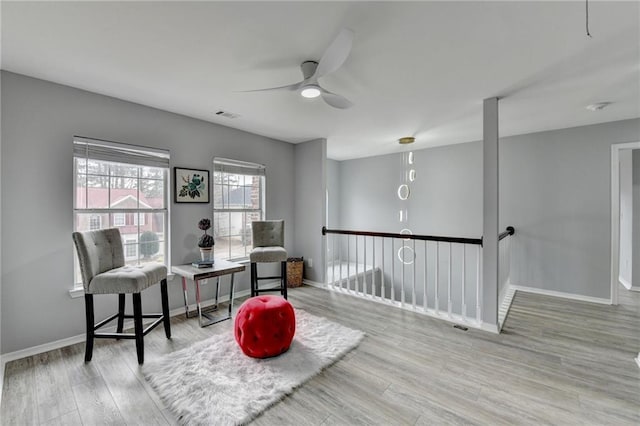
top-left (234, 296), bottom-right (296, 358)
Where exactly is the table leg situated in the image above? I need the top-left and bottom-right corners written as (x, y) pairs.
top-left (214, 276), bottom-right (220, 309)
top-left (181, 277), bottom-right (191, 318)
top-left (228, 273), bottom-right (235, 318)
top-left (195, 279), bottom-right (203, 327)
top-left (192, 274), bottom-right (235, 327)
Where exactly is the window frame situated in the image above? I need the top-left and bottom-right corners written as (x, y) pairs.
top-left (113, 212), bottom-right (126, 227)
top-left (133, 212), bottom-right (146, 226)
top-left (72, 137), bottom-right (170, 292)
top-left (89, 214), bottom-right (102, 230)
top-left (124, 236), bottom-right (138, 259)
top-left (213, 158), bottom-right (266, 261)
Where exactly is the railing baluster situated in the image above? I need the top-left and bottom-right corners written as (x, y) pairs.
top-left (356, 236), bottom-right (361, 293)
top-left (354, 235), bottom-right (360, 293)
top-left (372, 237), bottom-right (376, 298)
top-left (363, 236), bottom-right (367, 296)
top-left (401, 239), bottom-right (405, 307)
top-left (435, 242), bottom-right (439, 314)
top-left (381, 237), bottom-right (386, 301)
top-left (345, 236), bottom-right (349, 292)
top-left (462, 244), bottom-right (467, 320)
top-left (412, 238), bottom-right (416, 309)
top-left (350, 236), bottom-right (354, 292)
top-left (423, 240), bottom-right (428, 312)
top-left (476, 245), bottom-right (481, 323)
top-left (391, 238), bottom-right (395, 302)
top-left (331, 234), bottom-right (336, 288)
top-left (338, 234), bottom-right (343, 291)
top-left (448, 243), bottom-right (452, 317)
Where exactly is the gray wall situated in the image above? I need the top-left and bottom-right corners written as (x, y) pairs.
top-left (619, 149), bottom-right (633, 286)
top-left (0, 71), bottom-right (3, 358)
top-left (293, 139), bottom-right (326, 283)
top-left (326, 159), bottom-right (341, 270)
top-left (634, 149), bottom-right (640, 288)
top-left (334, 118), bottom-right (640, 301)
top-left (339, 143), bottom-right (482, 237)
top-left (500, 119), bottom-right (640, 299)
top-left (326, 159), bottom-right (340, 229)
top-left (1, 71), bottom-right (296, 354)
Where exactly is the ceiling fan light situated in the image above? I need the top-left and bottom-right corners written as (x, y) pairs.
top-left (301, 85), bottom-right (321, 98)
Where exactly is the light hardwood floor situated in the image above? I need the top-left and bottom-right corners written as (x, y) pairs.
top-left (2, 285), bottom-right (639, 425)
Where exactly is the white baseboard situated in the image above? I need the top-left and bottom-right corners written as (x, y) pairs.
top-left (0, 361), bottom-right (3, 403)
top-left (619, 276), bottom-right (632, 290)
top-left (618, 278), bottom-right (640, 293)
top-left (510, 284), bottom-right (611, 305)
top-left (322, 284), bottom-right (496, 334)
top-left (498, 283), bottom-right (517, 332)
top-left (0, 282), bottom-right (284, 397)
top-left (302, 279), bottom-right (326, 289)
top-left (479, 322), bottom-right (500, 334)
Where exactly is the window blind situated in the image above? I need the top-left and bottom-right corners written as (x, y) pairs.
top-left (213, 157), bottom-right (266, 176)
top-left (73, 136), bottom-right (170, 168)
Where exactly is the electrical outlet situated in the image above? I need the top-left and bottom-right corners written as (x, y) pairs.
top-left (307, 258), bottom-right (313, 268)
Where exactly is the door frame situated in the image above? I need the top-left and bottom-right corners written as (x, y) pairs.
top-left (611, 141), bottom-right (640, 305)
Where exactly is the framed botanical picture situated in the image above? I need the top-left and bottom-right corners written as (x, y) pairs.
top-left (174, 167), bottom-right (210, 203)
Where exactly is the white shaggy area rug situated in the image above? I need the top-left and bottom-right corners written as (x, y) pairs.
top-left (142, 310), bottom-right (364, 425)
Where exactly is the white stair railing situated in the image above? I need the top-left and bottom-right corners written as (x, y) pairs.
top-left (324, 226), bottom-right (515, 332)
top-left (498, 226), bottom-right (515, 330)
top-left (323, 227), bottom-right (497, 329)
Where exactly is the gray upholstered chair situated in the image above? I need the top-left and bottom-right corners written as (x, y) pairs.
top-left (72, 228), bottom-right (171, 364)
top-left (250, 220), bottom-right (288, 299)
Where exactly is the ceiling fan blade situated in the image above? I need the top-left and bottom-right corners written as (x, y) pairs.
top-left (313, 28), bottom-right (354, 79)
top-left (238, 81), bottom-right (303, 93)
top-left (321, 89), bottom-right (353, 109)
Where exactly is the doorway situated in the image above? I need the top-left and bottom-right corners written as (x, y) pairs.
top-left (610, 141), bottom-right (640, 305)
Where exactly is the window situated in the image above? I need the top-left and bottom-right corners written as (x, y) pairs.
top-left (113, 213), bottom-right (126, 227)
top-left (73, 136), bottom-right (170, 288)
top-left (89, 215), bottom-right (102, 230)
top-left (213, 158), bottom-right (265, 260)
top-left (133, 212), bottom-right (146, 226)
top-left (124, 238), bottom-right (138, 259)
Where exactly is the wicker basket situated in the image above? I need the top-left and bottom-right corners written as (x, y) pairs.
top-left (286, 257), bottom-right (304, 288)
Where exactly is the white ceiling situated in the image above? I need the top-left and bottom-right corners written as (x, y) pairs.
top-left (2, 1), bottom-right (639, 160)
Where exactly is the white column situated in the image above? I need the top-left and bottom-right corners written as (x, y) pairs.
top-left (482, 97), bottom-right (499, 329)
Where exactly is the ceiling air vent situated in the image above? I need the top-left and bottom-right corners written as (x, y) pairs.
top-left (215, 110), bottom-right (240, 119)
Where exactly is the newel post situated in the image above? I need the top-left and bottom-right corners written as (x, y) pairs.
top-left (482, 97), bottom-right (499, 330)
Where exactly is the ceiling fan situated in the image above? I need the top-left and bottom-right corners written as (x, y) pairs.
top-left (242, 29), bottom-right (354, 109)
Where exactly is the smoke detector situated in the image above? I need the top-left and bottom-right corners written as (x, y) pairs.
top-left (215, 110), bottom-right (240, 119)
top-left (586, 102), bottom-right (611, 112)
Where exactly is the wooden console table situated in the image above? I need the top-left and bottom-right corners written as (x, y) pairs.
top-left (172, 259), bottom-right (246, 327)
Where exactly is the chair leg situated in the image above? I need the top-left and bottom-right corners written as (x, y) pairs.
top-left (160, 279), bottom-right (171, 339)
top-left (132, 293), bottom-right (144, 364)
top-left (116, 294), bottom-right (126, 338)
top-left (251, 262), bottom-right (257, 297)
top-left (281, 261), bottom-right (288, 299)
top-left (84, 294), bottom-right (95, 363)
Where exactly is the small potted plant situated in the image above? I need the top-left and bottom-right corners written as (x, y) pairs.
top-left (197, 218), bottom-right (215, 261)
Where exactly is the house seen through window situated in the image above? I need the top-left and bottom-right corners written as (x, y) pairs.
top-left (89, 215), bottom-right (102, 230)
top-left (73, 137), bottom-right (170, 287)
top-left (213, 158), bottom-right (265, 261)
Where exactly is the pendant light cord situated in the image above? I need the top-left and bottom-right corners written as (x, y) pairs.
top-left (586, 0), bottom-right (593, 38)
